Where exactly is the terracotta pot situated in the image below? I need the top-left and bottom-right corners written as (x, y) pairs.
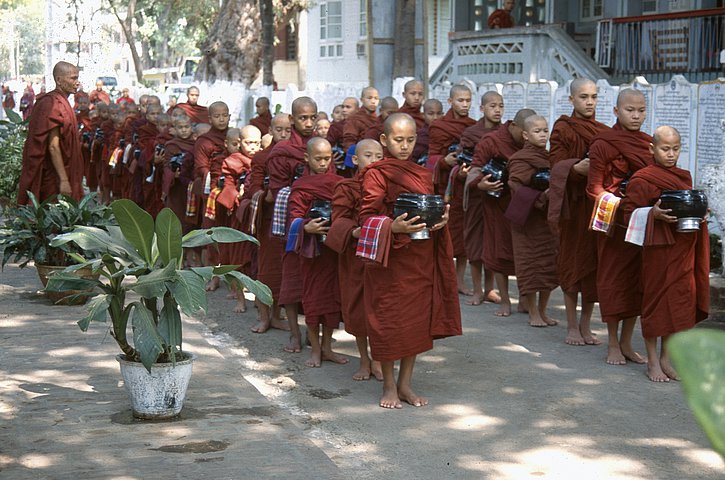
top-left (36, 264), bottom-right (98, 306)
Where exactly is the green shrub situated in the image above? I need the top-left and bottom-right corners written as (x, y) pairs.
top-left (0, 108), bottom-right (27, 203)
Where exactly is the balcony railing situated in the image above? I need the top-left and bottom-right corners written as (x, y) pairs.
top-left (597, 8), bottom-right (725, 84)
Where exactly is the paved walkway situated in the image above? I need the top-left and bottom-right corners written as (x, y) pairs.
top-left (0, 265), bottom-right (342, 479)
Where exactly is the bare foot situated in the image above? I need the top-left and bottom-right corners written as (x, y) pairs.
top-left (283, 336), bottom-right (302, 353)
top-left (542, 315), bottom-right (559, 326)
top-left (565, 329), bottom-right (586, 346)
top-left (269, 318), bottom-right (290, 331)
top-left (251, 321), bottom-right (270, 333)
top-left (517, 304), bottom-right (529, 314)
top-left (352, 366), bottom-right (371, 381)
top-left (371, 361), bottom-right (384, 381)
top-left (495, 301), bottom-right (512, 317)
top-left (484, 290), bottom-right (501, 304)
top-left (660, 358), bottom-right (680, 381)
top-left (528, 311), bottom-right (548, 327)
top-left (234, 301), bottom-right (247, 313)
top-left (205, 277), bottom-right (220, 292)
top-left (621, 348), bottom-right (647, 364)
top-left (322, 350), bottom-right (349, 365)
top-left (305, 351), bottom-right (321, 368)
top-left (647, 364), bottom-right (670, 382)
top-left (606, 345), bottom-right (627, 365)
top-left (458, 288), bottom-right (474, 296)
top-left (380, 385), bottom-right (402, 409)
top-left (226, 291), bottom-right (236, 299)
top-left (465, 292), bottom-right (486, 306)
top-left (581, 330), bottom-right (602, 345)
top-left (398, 385), bottom-right (428, 407)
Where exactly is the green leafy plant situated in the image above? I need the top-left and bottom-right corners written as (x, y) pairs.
top-left (668, 329), bottom-right (725, 458)
top-left (0, 192), bottom-right (115, 268)
top-left (0, 108), bottom-right (27, 203)
top-left (45, 199), bottom-right (272, 372)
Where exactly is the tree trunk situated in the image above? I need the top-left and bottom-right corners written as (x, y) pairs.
top-left (393, 0), bottom-right (416, 78)
top-left (196, 0), bottom-right (263, 87)
top-left (261, 0), bottom-right (275, 86)
top-left (109, 0), bottom-right (144, 83)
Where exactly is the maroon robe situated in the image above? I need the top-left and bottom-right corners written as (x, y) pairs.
top-left (162, 135), bottom-right (196, 232)
top-left (288, 173), bottom-right (342, 328)
top-left (18, 89), bottom-right (83, 205)
top-left (176, 102), bottom-right (209, 125)
top-left (429, 110), bottom-right (476, 256)
top-left (217, 152), bottom-right (254, 273)
top-left (399, 103), bottom-right (425, 131)
top-left (621, 164), bottom-right (709, 338)
top-left (131, 122), bottom-right (159, 205)
top-left (250, 111), bottom-right (272, 135)
top-left (488, 9), bottom-right (514, 28)
top-left (362, 118), bottom-right (384, 143)
top-left (359, 157), bottom-right (462, 362)
top-left (89, 89), bottom-right (110, 106)
top-left (326, 119), bottom-right (346, 148)
top-left (143, 130), bottom-right (172, 216)
top-left (587, 123), bottom-right (653, 323)
top-left (342, 109), bottom-right (378, 151)
top-left (548, 114), bottom-right (609, 301)
top-left (507, 144), bottom-right (559, 295)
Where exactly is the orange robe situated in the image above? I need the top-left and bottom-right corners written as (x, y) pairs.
top-left (359, 157), bottom-right (462, 362)
top-left (18, 89), bottom-right (83, 205)
top-left (587, 123), bottom-right (653, 323)
top-left (548, 114), bottom-right (609, 301)
top-left (621, 164), bottom-right (709, 337)
top-left (176, 102), bottom-right (209, 125)
top-left (507, 144), bottom-right (559, 295)
top-left (88, 89), bottom-right (110, 106)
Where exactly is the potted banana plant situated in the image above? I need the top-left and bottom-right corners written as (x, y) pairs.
top-left (45, 199), bottom-right (272, 419)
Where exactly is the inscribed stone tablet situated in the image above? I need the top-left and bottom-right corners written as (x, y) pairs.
top-left (553, 80), bottom-right (572, 121)
top-left (501, 81), bottom-right (525, 123)
top-left (526, 81), bottom-right (556, 126)
top-left (595, 79), bottom-right (618, 128)
top-left (695, 80), bottom-right (725, 182)
top-left (654, 75), bottom-right (695, 174)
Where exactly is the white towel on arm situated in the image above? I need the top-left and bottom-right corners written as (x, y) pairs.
top-left (625, 207), bottom-right (652, 246)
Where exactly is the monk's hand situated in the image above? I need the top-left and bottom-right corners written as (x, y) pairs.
top-left (457, 164), bottom-right (472, 178)
top-left (154, 152), bottom-right (164, 165)
top-left (304, 218), bottom-right (330, 234)
top-left (573, 158), bottom-right (590, 176)
top-left (431, 204), bottom-right (450, 231)
top-left (352, 227), bottom-right (361, 239)
top-left (59, 179), bottom-right (72, 196)
top-left (477, 174), bottom-right (503, 193)
top-left (653, 199), bottom-right (678, 223)
top-left (444, 152), bottom-right (458, 167)
top-left (265, 190), bottom-right (274, 203)
top-left (392, 212), bottom-right (426, 234)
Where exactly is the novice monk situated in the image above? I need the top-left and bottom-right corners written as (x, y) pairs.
top-left (507, 115), bottom-right (559, 327)
top-left (429, 85), bottom-right (476, 296)
top-left (398, 79), bottom-right (426, 130)
top-left (250, 97), bottom-right (272, 133)
top-left (315, 118), bottom-right (331, 138)
top-left (331, 105), bottom-right (343, 123)
top-left (362, 96), bottom-right (398, 142)
top-left (461, 91), bottom-right (503, 305)
top-left (176, 86), bottom-right (209, 125)
top-left (268, 97), bottom-right (319, 352)
top-left (549, 78), bottom-right (610, 346)
top-left (587, 89), bottom-right (652, 366)
top-left (473, 109), bottom-right (535, 316)
top-left (247, 113), bottom-right (292, 333)
top-left (327, 97), bottom-right (358, 148)
top-left (358, 113), bottom-right (462, 408)
top-left (411, 99), bottom-right (443, 164)
top-left (621, 126), bottom-right (709, 382)
top-left (162, 114), bottom-right (196, 241)
top-left (343, 87), bottom-right (380, 151)
top-left (218, 125), bottom-right (261, 313)
top-left (131, 104), bottom-right (162, 206)
top-left (326, 139), bottom-right (385, 381)
top-left (287, 137), bottom-right (347, 367)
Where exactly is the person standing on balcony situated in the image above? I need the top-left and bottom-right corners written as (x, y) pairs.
top-left (488, 0), bottom-right (515, 29)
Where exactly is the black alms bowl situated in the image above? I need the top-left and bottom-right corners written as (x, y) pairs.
top-left (308, 199), bottom-right (332, 223)
top-left (659, 189), bottom-right (708, 232)
top-left (530, 168), bottom-right (551, 191)
top-left (481, 156), bottom-right (508, 197)
top-left (393, 193), bottom-right (445, 226)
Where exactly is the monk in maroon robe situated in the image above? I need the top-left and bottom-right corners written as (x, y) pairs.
top-left (429, 85), bottom-right (476, 296)
top-left (162, 114), bottom-right (196, 233)
top-left (362, 96), bottom-right (398, 144)
top-left (460, 91), bottom-right (503, 305)
top-left (399, 79), bottom-right (425, 131)
top-left (176, 86), bottom-right (209, 125)
top-left (18, 62), bottom-right (83, 205)
top-left (144, 117), bottom-right (172, 217)
top-left (471, 109), bottom-right (535, 316)
top-left (287, 137), bottom-right (348, 368)
top-left (88, 80), bottom-right (110, 106)
top-left (131, 105), bottom-right (161, 206)
top-left (247, 113), bottom-right (292, 334)
top-left (267, 97), bottom-right (318, 353)
top-left (586, 89), bottom-right (653, 366)
top-left (548, 79), bottom-right (610, 346)
top-left (342, 87), bottom-right (379, 151)
top-left (88, 104), bottom-right (106, 194)
top-left (326, 97), bottom-right (358, 169)
top-left (249, 97), bottom-right (272, 134)
top-left (488, 0), bottom-right (515, 29)
top-left (326, 139), bottom-right (384, 381)
top-left (359, 113), bottom-right (461, 409)
top-left (20, 85), bottom-right (35, 121)
top-left (410, 99), bottom-right (442, 164)
top-left (621, 126), bottom-right (708, 381)
top-left (507, 116), bottom-right (559, 327)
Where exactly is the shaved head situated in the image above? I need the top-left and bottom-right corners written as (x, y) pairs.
top-left (343, 97), bottom-right (360, 108)
top-left (291, 96), bottom-right (318, 115)
top-left (512, 108), bottom-right (537, 125)
top-left (617, 88), bottom-right (646, 108)
top-left (146, 104), bottom-right (163, 114)
top-left (404, 79), bottom-right (423, 93)
top-left (52, 61), bottom-right (76, 79)
top-left (653, 125), bottom-right (681, 145)
top-left (384, 112), bottom-right (416, 136)
top-left (523, 114), bottom-right (547, 131)
top-left (362, 86), bottom-right (378, 97)
top-left (241, 124), bottom-right (262, 140)
top-left (209, 101), bottom-right (229, 114)
top-left (424, 98), bottom-right (442, 110)
top-left (570, 78), bottom-right (596, 95)
top-left (356, 138), bottom-right (381, 152)
top-left (187, 86), bottom-right (200, 95)
top-left (481, 91), bottom-right (503, 105)
top-left (381, 96), bottom-right (399, 110)
top-left (256, 96), bottom-right (270, 106)
top-left (307, 136), bottom-right (331, 155)
top-left (147, 95), bottom-right (161, 105)
top-left (450, 84), bottom-right (471, 98)
top-left (271, 113), bottom-right (291, 127)
top-left (226, 127), bottom-right (241, 141)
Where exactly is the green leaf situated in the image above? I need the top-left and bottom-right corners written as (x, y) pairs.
top-left (158, 294), bottom-right (182, 365)
top-left (129, 261), bottom-right (177, 298)
top-left (155, 209), bottom-right (183, 267)
top-left (223, 270), bottom-right (273, 306)
top-left (45, 272), bottom-right (100, 292)
top-left (167, 269), bottom-right (207, 316)
top-left (130, 301), bottom-right (164, 372)
top-left (111, 199), bottom-right (155, 265)
top-left (212, 265), bottom-right (239, 275)
top-left (669, 329), bottom-right (725, 458)
top-left (190, 266), bottom-right (214, 283)
top-left (77, 294), bottom-right (112, 331)
top-left (182, 227), bottom-right (259, 248)
top-left (4, 108), bottom-right (22, 124)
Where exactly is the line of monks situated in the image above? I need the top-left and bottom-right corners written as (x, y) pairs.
top-left (20, 67), bottom-right (709, 407)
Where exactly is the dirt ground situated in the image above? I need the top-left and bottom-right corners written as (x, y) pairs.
top-left (197, 280), bottom-right (724, 480)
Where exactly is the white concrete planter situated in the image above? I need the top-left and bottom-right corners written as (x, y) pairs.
top-left (116, 353), bottom-right (195, 419)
